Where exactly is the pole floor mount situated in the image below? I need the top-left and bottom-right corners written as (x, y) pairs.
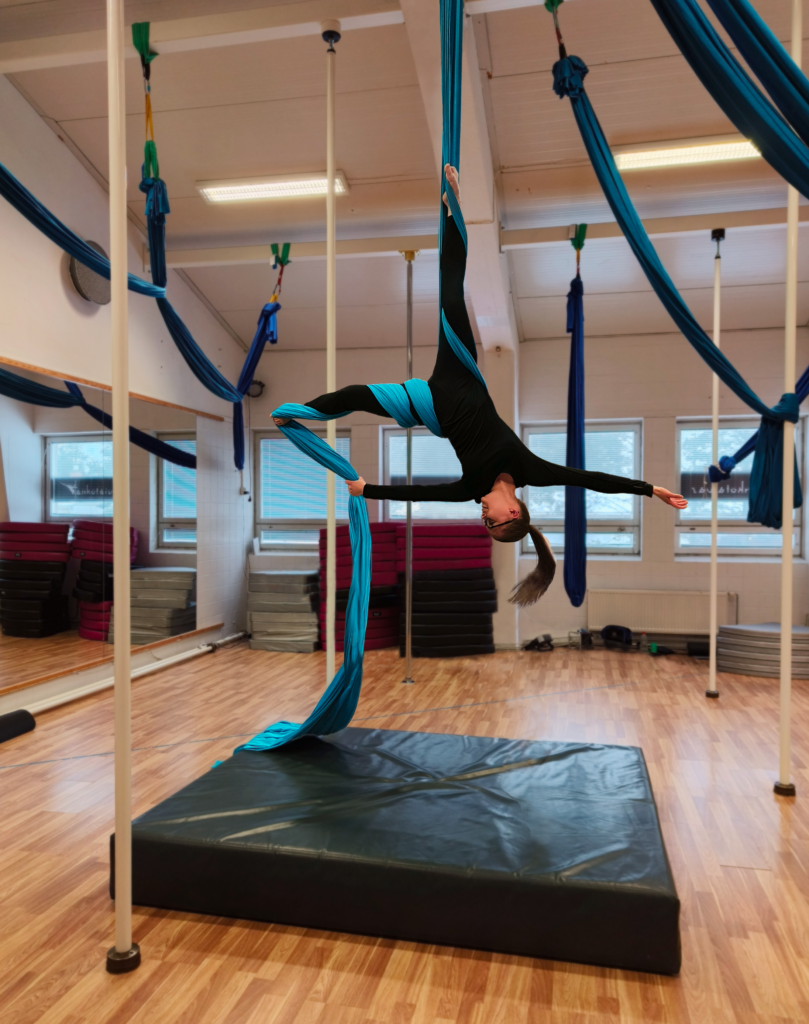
top-left (774, 781), bottom-right (797, 797)
top-left (106, 944), bottom-right (141, 974)
top-left (705, 689), bottom-right (720, 699)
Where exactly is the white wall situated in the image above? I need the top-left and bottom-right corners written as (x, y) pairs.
top-left (0, 75), bottom-right (243, 418)
top-left (0, 397), bottom-right (41, 522)
top-left (196, 414), bottom-right (253, 634)
top-left (518, 326), bottom-right (809, 639)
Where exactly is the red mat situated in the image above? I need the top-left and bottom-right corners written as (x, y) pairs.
top-left (0, 539), bottom-right (72, 552)
top-left (0, 522), bottom-right (68, 535)
top-left (78, 600), bottom-right (113, 612)
top-left (78, 626), bottom-right (109, 642)
top-left (396, 524), bottom-right (489, 538)
top-left (395, 536), bottom-right (491, 549)
top-left (398, 558), bottom-right (492, 572)
top-left (0, 549), bottom-right (70, 562)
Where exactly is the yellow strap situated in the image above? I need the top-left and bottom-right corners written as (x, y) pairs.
top-left (144, 92), bottom-right (155, 142)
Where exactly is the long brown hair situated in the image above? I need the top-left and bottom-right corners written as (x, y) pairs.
top-left (487, 499), bottom-right (556, 607)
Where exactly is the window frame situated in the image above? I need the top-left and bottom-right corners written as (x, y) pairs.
top-left (675, 415), bottom-right (804, 558)
top-left (520, 420), bottom-right (643, 557)
top-left (44, 432), bottom-right (113, 522)
top-left (254, 428), bottom-right (351, 552)
top-left (381, 425), bottom-right (482, 523)
top-left (156, 431), bottom-right (197, 550)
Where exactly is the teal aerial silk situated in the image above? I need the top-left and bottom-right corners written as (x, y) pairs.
top-left (238, 0), bottom-right (477, 752)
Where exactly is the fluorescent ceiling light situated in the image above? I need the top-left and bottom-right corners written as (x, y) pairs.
top-left (198, 172), bottom-right (349, 203)
top-left (613, 135), bottom-right (760, 171)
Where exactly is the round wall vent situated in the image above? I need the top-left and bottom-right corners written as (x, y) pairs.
top-left (69, 241), bottom-right (111, 305)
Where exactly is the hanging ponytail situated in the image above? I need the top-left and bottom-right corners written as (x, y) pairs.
top-left (487, 499), bottom-right (557, 607)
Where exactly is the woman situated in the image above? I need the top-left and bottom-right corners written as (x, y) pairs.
top-left (276, 166), bottom-right (687, 606)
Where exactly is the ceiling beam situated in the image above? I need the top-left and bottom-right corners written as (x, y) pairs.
top-left (0, 0), bottom-right (401, 74)
top-left (464, 0), bottom-right (551, 12)
top-left (162, 235), bottom-right (438, 269)
top-left (501, 206), bottom-right (809, 249)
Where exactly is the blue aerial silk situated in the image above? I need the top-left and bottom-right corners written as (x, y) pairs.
top-left (711, 364), bottom-right (809, 482)
top-left (553, 54), bottom-right (800, 529)
top-left (238, 0), bottom-right (476, 752)
top-left (705, 0), bottom-right (809, 147)
top-left (0, 163), bottom-right (165, 298)
top-left (0, 365), bottom-right (196, 468)
top-left (139, 176), bottom-right (280, 464)
top-left (564, 276), bottom-right (586, 607)
top-left (0, 161), bottom-right (281, 466)
top-left (231, 302), bottom-right (280, 470)
top-left (648, 0), bottom-right (809, 200)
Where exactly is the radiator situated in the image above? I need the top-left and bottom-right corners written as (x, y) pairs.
top-left (587, 590), bottom-right (738, 635)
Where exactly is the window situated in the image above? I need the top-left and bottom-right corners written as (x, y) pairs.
top-left (382, 428), bottom-right (480, 521)
top-left (676, 419), bottom-right (803, 556)
top-left (522, 423), bottom-right (642, 555)
top-left (157, 435), bottom-right (197, 548)
top-left (46, 435), bottom-right (112, 519)
top-left (255, 431), bottom-right (351, 551)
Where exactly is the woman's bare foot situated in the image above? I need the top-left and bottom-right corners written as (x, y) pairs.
top-left (443, 163), bottom-right (460, 215)
top-left (273, 416), bottom-right (290, 427)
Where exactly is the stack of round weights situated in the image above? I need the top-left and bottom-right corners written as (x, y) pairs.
top-left (0, 522), bottom-right (71, 638)
top-left (109, 567), bottom-right (196, 645)
top-left (396, 524), bottom-right (496, 658)
top-left (319, 522), bottom-right (400, 651)
top-left (248, 570), bottom-right (319, 652)
top-left (71, 519), bottom-right (137, 641)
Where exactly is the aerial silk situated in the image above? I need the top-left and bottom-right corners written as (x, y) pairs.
top-left (705, 0), bottom-right (809, 147)
top-left (139, 175), bottom-right (279, 464)
top-left (552, 52), bottom-right (801, 529)
top-left (0, 164), bottom-right (164, 299)
top-left (648, 0), bottom-right (809, 200)
top-left (0, 365), bottom-right (196, 468)
top-left (238, 0), bottom-right (471, 752)
top-left (564, 275), bottom-right (586, 607)
top-left (711, 364), bottom-right (809, 483)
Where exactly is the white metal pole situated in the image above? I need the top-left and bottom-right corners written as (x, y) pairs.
top-left (707, 230), bottom-right (723, 699)
top-left (322, 21), bottom-right (340, 684)
top-left (402, 251), bottom-right (415, 685)
top-left (776, 0), bottom-right (802, 798)
top-left (105, 0), bottom-right (139, 974)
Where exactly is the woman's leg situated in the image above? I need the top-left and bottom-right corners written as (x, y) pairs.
top-left (430, 168), bottom-right (479, 391)
top-left (305, 384), bottom-right (390, 419)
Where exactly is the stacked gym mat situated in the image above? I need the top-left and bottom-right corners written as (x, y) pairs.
top-left (0, 522), bottom-right (71, 638)
top-left (717, 622), bottom-right (809, 678)
top-left (248, 570), bottom-right (320, 652)
top-left (71, 519), bottom-right (137, 641)
top-left (318, 523), bottom-right (400, 651)
top-left (396, 524), bottom-right (496, 658)
top-left (109, 567), bottom-right (196, 645)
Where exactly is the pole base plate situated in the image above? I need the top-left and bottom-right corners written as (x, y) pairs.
top-left (401, 677), bottom-right (415, 685)
top-left (106, 944), bottom-right (141, 974)
top-left (705, 690), bottom-right (720, 699)
top-left (774, 781), bottom-right (797, 797)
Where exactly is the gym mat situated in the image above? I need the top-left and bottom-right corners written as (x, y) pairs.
top-left (114, 727), bottom-right (680, 975)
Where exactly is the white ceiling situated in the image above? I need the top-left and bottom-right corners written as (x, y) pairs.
top-left (1, 0), bottom-right (806, 352)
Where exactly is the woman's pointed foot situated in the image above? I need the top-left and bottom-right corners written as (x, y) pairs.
top-left (443, 163), bottom-right (461, 215)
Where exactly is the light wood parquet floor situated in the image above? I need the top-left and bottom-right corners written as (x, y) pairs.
top-left (1, 642), bottom-right (809, 1023)
top-left (0, 630), bottom-right (112, 692)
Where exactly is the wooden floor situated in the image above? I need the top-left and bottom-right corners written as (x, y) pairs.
top-left (0, 629), bottom-right (111, 692)
top-left (2, 643), bottom-right (809, 1023)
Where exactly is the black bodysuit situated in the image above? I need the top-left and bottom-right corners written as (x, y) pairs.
top-left (306, 213), bottom-right (653, 504)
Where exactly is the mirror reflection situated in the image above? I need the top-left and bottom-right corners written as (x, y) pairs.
top-left (0, 378), bottom-right (197, 691)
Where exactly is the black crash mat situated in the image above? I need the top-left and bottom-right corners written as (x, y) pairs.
top-left (112, 727), bottom-right (680, 974)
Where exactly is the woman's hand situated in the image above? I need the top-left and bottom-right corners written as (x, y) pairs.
top-left (346, 477), bottom-right (366, 497)
top-left (273, 416), bottom-right (290, 427)
top-left (653, 486), bottom-right (688, 510)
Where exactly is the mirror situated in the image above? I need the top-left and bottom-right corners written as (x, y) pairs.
top-left (0, 374), bottom-right (198, 693)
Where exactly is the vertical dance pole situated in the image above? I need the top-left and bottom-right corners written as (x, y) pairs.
top-left (322, 20), bottom-right (341, 684)
top-left (706, 228), bottom-right (724, 700)
top-left (401, 250), bottom-right (416, 685)
top-left (106, 0), bottom-right (139, 974)
top-left (775, 0), bottom-right (801, 798)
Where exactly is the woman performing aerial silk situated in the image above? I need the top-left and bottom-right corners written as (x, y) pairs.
top-left (276, 166), bottom-right (688, 607)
